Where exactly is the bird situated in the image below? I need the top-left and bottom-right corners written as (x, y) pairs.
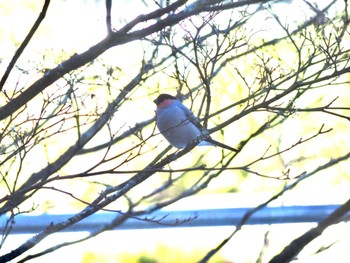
top-left (154, 93), bottom-right (238, 152)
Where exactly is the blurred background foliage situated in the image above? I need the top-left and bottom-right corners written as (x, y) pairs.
top-left (1, 0), bottom-right (350, 262)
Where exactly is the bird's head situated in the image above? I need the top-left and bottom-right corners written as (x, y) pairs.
top-left (153, 94), bottom-right (177, 107)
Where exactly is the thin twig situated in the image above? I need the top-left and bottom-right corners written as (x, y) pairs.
top-left (0, 0), bottom-right (50, 91)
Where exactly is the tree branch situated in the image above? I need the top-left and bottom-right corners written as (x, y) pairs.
top-left (106, 0), bottom-right (112, 33)
top-left (0, 0), bottom-right (274, 121)
top-left (0, 0), bottom-right (50, 92)
top-left (269, 197), bottom-right (350, 263)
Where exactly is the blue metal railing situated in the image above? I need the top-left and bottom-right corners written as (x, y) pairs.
top-left (1, 205), bottom-right (346, 234)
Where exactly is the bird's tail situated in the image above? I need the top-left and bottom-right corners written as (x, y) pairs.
top-left (205, 137), bottom-right (238, 152)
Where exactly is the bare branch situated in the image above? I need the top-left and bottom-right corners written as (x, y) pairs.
top-left (106, 0), bottom-right (112, 34)
top-left (0, 0), bottom-right (50, 91)
top-left (269, 197), bottom-right (350, 262)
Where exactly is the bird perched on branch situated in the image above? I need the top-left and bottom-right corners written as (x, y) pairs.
top-left (154, 93), bottom-right (238, 152)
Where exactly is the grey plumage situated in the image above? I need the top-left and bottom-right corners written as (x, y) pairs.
top-left (154, 94), bottom-right (238, 152)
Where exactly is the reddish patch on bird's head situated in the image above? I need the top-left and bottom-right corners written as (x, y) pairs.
top-left (157, 99), bottom-right (174, 109)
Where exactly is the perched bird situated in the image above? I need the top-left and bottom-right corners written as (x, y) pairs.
top-left (154, 93), bottom-right (238, 152)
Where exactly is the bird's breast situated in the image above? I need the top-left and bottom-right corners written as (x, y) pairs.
top-left (156, 107), bottom-right (201, 148)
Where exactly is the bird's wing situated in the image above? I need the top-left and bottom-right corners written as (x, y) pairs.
top-left (177, 102), bottom-right (205, 131)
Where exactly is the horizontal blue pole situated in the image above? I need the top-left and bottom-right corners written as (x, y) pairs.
top-left (0, 205), bottom-right (344, 234)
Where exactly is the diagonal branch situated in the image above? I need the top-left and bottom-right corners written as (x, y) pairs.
top-left (0, 0), bottom-right (274, 122)
top-left (269, 197), bottom-right (350, 263)
top-left (199, 150), bottom-right (350, 262)
top-left (0, 0), bottom-right (50, 92)
top-left (0, 141), bottom-right (197, 262)
top-left (0, 65), bottom-right (150, 215)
